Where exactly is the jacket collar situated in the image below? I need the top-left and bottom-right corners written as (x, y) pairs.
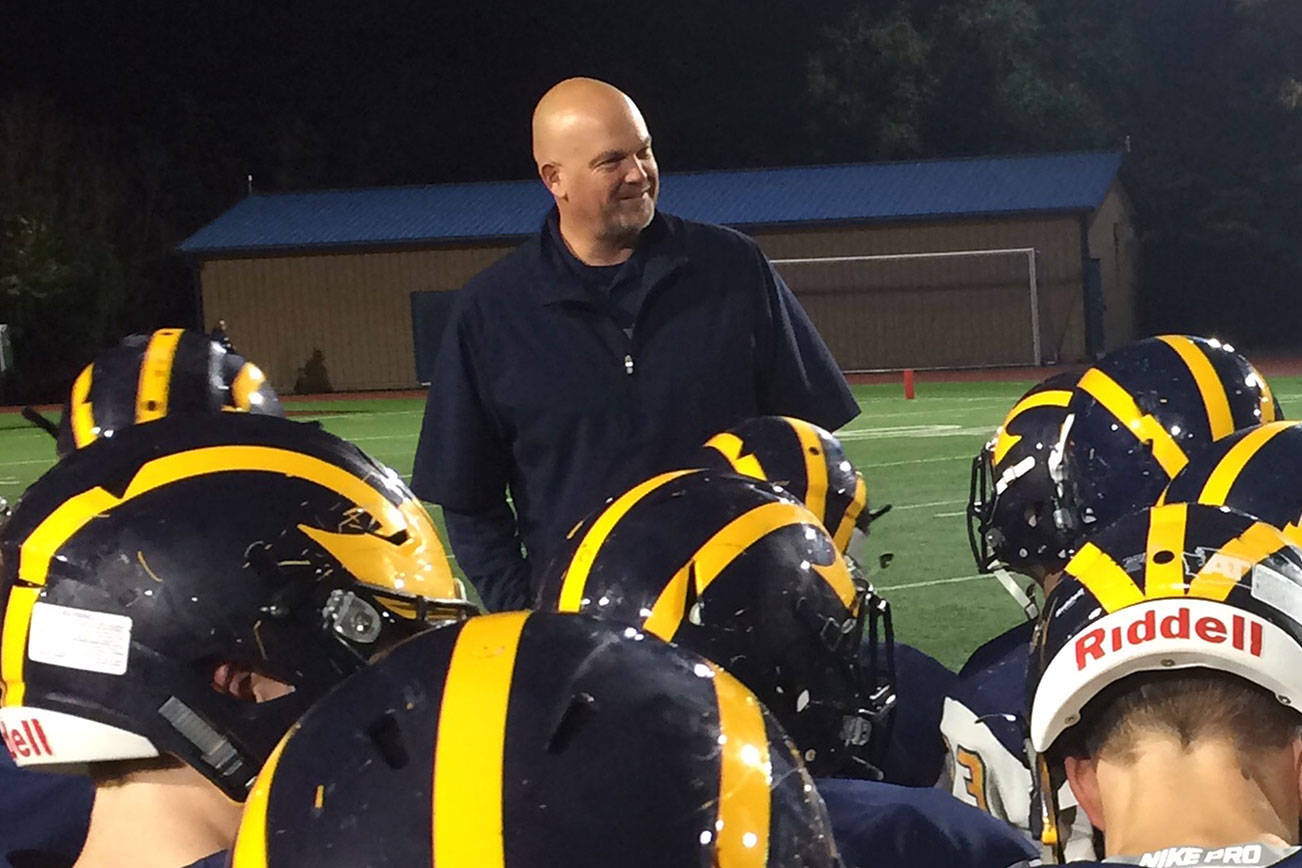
top-left (529, 207), bottom-right (689, 307)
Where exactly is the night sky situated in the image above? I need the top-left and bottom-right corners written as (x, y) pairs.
top-left (4, 1), bottom-right (834, 194)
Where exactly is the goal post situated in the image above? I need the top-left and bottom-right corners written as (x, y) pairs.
top-left (770, 248), bottom-right (1044, 370)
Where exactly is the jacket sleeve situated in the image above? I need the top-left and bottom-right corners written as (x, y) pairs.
top-left (443, 506), bottom-right (532, 612)
top-left (411, 296), bottom-right (530, 610)
top-left (755, 253), bottom-right (860, 431)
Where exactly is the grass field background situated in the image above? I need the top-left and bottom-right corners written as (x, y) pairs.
top-left (7, 377), bottom-right (1301, 669)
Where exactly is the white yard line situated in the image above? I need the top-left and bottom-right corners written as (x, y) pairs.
top-left (840, 426), bottom-right (990, 441)
top-left (879, 574), bottom-right (985, 591)
top-left (893, 499), bottom-right (966, 511)
top-left (862, 455), bottom-right (968, 469)
top-left (0, 458), bottom-right (56, 468)
top-left (933, 510), bottom-right (968, 518)
top-left (343, 433), bottom-right (418, 443)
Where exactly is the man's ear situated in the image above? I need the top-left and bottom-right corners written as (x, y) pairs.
top-left (539, 162), bottom-right (564, 198)
top-left (1064, 754), bottom-right (1106, 832)
top-left (1292, 736), bottom-right (1302, 809)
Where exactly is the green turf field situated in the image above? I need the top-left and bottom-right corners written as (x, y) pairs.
top-left (6, 378), bottom-right (1300, 670)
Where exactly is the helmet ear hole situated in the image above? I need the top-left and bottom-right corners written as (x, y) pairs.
top-left (365, 712), bottom-right (409, 770)
top-left (547, 692), bottom-right (598, 754)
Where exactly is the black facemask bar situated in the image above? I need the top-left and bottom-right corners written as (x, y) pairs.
top-left (795, 573), bottom-right (897, 778)
top-left (968, 446), bottom-right (997, 574)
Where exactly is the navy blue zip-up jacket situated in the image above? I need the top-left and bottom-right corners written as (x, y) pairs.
top-left (412, 208), bottom-right (858, 610)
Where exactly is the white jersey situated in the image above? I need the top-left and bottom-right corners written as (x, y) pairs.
top-left (941, 622), bottom-right (1097, 861)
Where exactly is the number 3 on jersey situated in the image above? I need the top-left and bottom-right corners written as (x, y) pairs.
top-left (955, 745), bottom-right (990, 813)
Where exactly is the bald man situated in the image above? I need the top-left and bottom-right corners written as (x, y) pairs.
top-left (412, 78), bottom-right (857, 610)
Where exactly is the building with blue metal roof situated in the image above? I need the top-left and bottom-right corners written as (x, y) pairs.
top-left (180, 150), bottom-right (1133, 391)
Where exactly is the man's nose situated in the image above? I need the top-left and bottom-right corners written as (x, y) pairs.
top-left (624, 158), bottom-right (650, 186)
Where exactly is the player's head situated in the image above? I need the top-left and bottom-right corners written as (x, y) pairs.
top-left (968, 371), bottom-right (1079, 615)
top-left (0, 413), bottom-right (474, 800)
top-left (1161, 421), bottom-right (1302, 547)
top-left (55, 328), bottom-right (283, 456)
top-left (1050, 335), bottom-right (1278, 543)
top-left (698, 415), bottom-right (886, 566)
top-left (535, 469), bottom-right (894, 779)
top-left (1028, 502), bottom-right (1302, 854)
top-left (230, 611), bottom-right (841, 867)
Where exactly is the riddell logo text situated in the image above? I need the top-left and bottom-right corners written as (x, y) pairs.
top-left (0, 718), bottom-right (54, 759)
top-left (1075, 607), bottom-right (1263, 670)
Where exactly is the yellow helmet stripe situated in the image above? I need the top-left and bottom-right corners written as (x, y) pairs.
top-left (831, 474), bottom-right (867, 553)
top-left (1142, 503), bottom-right (1188, 599)
top-left (135, 329), bottom-right (185, 423)
top-left (433, 612), bottom-right (529, 868)
top-left (704, 432), bottom-right (768, 480)
top-left (556, 470), bottom-right (698, 613)
top-left (709, 662), bottom-right (772, 867)
top-left (230, 722), bottom-right (297, 867)
top-left (787, 418), bottom-right (829, 527)
top-left (0, 587), bottom-right (42, 707)
top-left (1068, 541), bottom-right (1145, 613)
top-left (1196, 421), bottom-right (1292, 506)
top-left (1157, 335), bottom-right (1235, 441)
top-left (69, 363), bottom-right (96, 448)
top-left (231, 362), bottom-right (268, 412)
top-left (991, 389), bottom-right (1073, 465)
top-left (19, 446), bottom-right (417, 587)
top-left (1188, 521), bottom-right (1289, 602)
top-left (642, 501), bottom-right (856, 639)
top-left (1077, 367), bottom-right (1187, 478)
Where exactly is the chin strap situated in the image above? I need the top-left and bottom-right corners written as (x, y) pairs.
top-left (1032, 750), bottom-right (1070, 864)
top-left (993, 567), bottom-right (1041, 620)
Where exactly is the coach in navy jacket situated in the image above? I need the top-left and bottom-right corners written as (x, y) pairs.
top-left (412, 78), bottom-right (856, 610)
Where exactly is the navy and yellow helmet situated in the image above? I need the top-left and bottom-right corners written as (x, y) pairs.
top-left (535, 469), bottom-right (894, 779)
top-left (1027, 502), bottom-right (1302, 855)
top-left (698, 416), bottom-right (875, 559)
top-left (1051, 335), bottom-right (1278, 542)
top-left (230, 611), bottom-right (842, 867)
top-left (1160, 421), bottom-right (1302, 544)
top-left (0, 413), bottom-right (473, 800)
top-left (968, 371), bottom-right (1080, 581)
top-left (55, 328), bottom-right (283, 456)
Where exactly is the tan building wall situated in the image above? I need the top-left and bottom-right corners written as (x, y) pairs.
top-left (1087, 182), bottom-right (1138, 351)
top-left (199, 202), bottom-right (1135, 390)
top-left (201, 244), bottom-right (514, 392)
top-left (749, 215), bottom-right (1091, 369)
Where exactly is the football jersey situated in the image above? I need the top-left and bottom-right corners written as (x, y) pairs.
top-left (0, 747), bottom-right (94, 867)
top-left (940, 620), bottom-right (1095, 861)
top-left (817, 777), bottom-right (1039, 868)
top-left (1067, 842), bottom-right (1301, 866)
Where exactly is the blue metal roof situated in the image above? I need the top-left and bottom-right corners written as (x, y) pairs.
top-left (178, 151), bottom-right (1122, 255)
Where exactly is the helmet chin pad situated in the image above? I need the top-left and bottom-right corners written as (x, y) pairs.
top-left (0, 705), bottom-right (158, 767)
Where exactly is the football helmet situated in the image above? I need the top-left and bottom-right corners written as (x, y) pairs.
top-left (535, 469), bottom-right (894, 779)
top-left (1160, 420), bottom-right (1302, 544)
top-left (1027, 502), bottom-right (1302, 857)
top-left (698, 415), bottom-right (886, 565)
top-left (230, 611), bottom-right (842, 867)
top-left (0, 413), bottom-right (474, 800)
top-left (967, 371), bottom-right (1080, 618)
top-left (55, 328), bottom-right (283, 456)
top-left (1050, 335), bottom-right (1277, 543)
